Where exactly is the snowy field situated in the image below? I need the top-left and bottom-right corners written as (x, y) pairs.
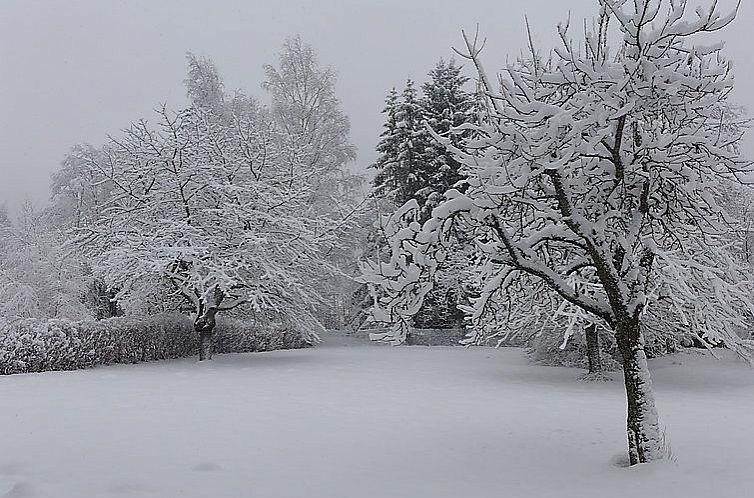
top-left (1, 333), bottom-right (753, 498)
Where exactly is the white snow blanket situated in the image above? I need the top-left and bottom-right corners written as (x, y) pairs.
top-left (1, 335), bottom-right (752, 497)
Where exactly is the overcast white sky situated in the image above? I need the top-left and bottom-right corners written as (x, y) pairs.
top-left (0, 0), bottom-right (750, 210)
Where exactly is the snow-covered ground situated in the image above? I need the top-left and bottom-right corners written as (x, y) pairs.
top-left (1, 332), bottom-right (753, 498)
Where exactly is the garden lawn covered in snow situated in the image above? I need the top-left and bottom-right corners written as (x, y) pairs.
top-left (1, 334), bottom-right (753, 498)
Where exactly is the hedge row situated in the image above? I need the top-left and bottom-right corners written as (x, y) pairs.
top-left (0, 313), bottom-right (310, 375)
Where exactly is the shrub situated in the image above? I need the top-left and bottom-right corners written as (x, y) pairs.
top-left (214, 317), bottom-right (311, 354)
top-left (0, 313), bottom-right (310, 375)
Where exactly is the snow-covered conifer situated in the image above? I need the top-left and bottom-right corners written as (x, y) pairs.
top-left (418, 59), bottom-right (476, 213)
top-left (371, 80), bottom-right (430, 207)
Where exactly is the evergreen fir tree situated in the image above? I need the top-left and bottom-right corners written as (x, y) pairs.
top-left (410, 60), bottom-right (477, 328)
top-left (371, 88), bottom-right (401, 199)
top-left (371, 80), bottom-right (430, 206)
top-left (369, 66), bottom-right (478, 330)
top-left (418, 59), bottom-right (476, 215)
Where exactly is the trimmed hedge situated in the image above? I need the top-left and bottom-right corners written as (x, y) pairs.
top-left (213, 318), bottom-right (310, 354)
top-left (0, 313), bottom-right (311, 375)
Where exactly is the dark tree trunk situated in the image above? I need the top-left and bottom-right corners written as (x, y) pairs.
top-left (194, 308), bottom-right (218, 361)
top-left (198, 328), bottom-right (214, 361)
top-left (616, 319), bottom-right (663, 465)
top-left (108, 289), bottom-right (121, 318)
top-left (585, 324), bottom-right (602, 374)
top-left (193, 287), bottom-right (226, 361)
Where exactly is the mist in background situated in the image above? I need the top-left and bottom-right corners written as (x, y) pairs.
top-left (1, 0), bottom-right (751, 210)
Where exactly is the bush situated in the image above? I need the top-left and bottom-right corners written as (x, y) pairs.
top-left (0, 313), bottom-right (310, 375)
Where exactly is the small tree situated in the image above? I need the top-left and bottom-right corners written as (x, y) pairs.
top-left (361, 1), bottom-right (754, 465)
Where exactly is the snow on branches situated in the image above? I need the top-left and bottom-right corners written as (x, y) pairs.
top-left (71, 49), bottom-right (361, 358)
top-left (361, 0), bottom-right (754, 464)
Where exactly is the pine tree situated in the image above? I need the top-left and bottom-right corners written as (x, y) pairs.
top-left (371, 80), bottom-right (429, 207)
top-left (412, 61), bottom-right (477, 328)
top-left (371, 88), bottom-right (401, 199)
top-left (418, 59), bottom-right (476, 214)
top-left (368, 66), bottom-right (478, 330)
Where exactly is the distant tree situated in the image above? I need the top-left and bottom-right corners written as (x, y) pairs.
top-left (0, 203), bottom-right (92, 326)
top-left (372, 61), bottom-right (476, 216)
top-left (49, 146), bottom-right (125, 319)
top-left (50, 145), bottom-right (114, 230)
top-left (369, 64), bottom-right (479, 330)
top-left (369, 64), bottom-right (479, 331)
top-left (418, 59), bottom-right (476, 214)
top-left (361, 1), bottom-right (754, 465)
top-left (184, 53), bottom-right (225, 114)
top-left (413, 60), bottom-right (478, 328)
top-left (0, 204), bottom-right (10, 230)
top-left (263, 36), bottom-right (357, 182)
top-left (263, 37), bottom-right (365, 328)
top-left (371, 88), bottom-right (402, 199)
top-left (371, 79), bottom-right (430, 207)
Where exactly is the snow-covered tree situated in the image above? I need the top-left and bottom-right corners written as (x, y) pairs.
top-left (74, 54), bottom-right (360, 360)
top-left (419, 59), bottom-right (476, 212)
top-left (361, 1), bottom-right (754, 465)
top-left (263, 36), bottom-right (357, 184)
top-left (50, 145), bottom-right (115, 230)
top-left (263, 37), bottom-right (365, 328)
top-left (184, 53), bottom-right (225, 114)
top-left (0, 203), bottom-right (92, 327)
top-left (0, 204), bottom-right (10, 231)
top-left (368, 64), bottom-right (479, 330)
top-left (371, 79), bottom-right (430, 207)
top-left (371, 88), bottom-right (402, 199)
top-left (372, 61), bottom-right (476, 216)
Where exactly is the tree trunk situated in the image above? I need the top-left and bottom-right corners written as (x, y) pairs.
top-left (616, 320), bottom-right (663, 465)
top-left (585, 324), bottom-right (602, 374)
top-left (194, 308), bottom-right (218, 361)
top-left (198, 329), bottom-right (214, 361)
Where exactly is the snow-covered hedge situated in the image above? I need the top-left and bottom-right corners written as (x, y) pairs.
top-left (213, 318), bottom-right (310, 355)
top-left (0, 314), bottom-right (310, 375)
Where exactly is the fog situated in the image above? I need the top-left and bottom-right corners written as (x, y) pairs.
top-left (1, 0), bottom-right (751, 209)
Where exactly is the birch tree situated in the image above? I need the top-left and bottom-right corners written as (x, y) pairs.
top-left (263, 37), bottom-right (365, 327)
top-left (361, 0), bottom-right (754, 465)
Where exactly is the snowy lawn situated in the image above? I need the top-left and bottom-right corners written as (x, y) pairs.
top-left (1, 333), bottom-right (753, 498)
